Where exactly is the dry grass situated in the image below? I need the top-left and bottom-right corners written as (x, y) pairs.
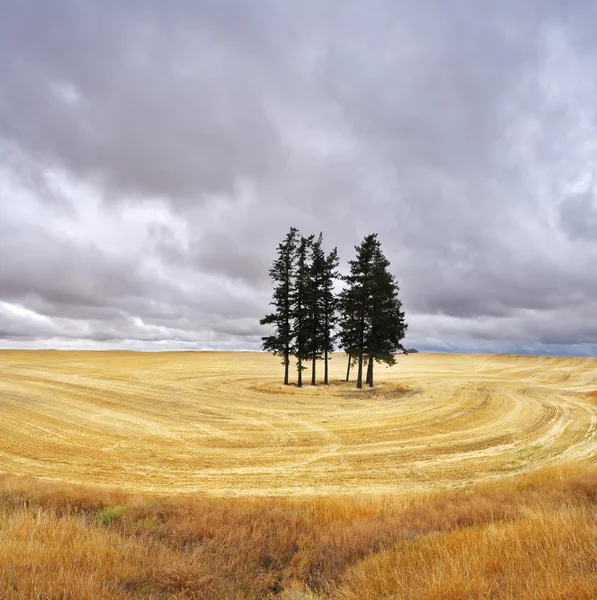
top-left (1, 350), bottom-right (596, 598)
top-left (1, 351), bottom-right (596, 495)
top-left (1, 465), bottom-right (596, 599)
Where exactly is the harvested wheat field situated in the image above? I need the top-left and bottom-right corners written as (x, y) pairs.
top-left (2, 350), bottom-right (597, 599)
top-left (0, 350), bottom-right (595, 496)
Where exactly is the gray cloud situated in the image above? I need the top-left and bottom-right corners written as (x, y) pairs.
top-left (560, 187), bottom-right (597, 240)
top-left (0, 1), bottom-right (596, 354)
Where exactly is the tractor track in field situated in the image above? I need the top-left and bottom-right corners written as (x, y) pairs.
top-left (0, 351), bottom-right (595, 496)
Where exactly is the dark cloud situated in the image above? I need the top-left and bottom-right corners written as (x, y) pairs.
top-left (0, 1), bottom-right (287, 202)
top-left (560, 187), bottom-right (597, 240)
top-left (0, 1), bottom-right (596, 354)
top-left (0, 221), bottom-right (148, 307)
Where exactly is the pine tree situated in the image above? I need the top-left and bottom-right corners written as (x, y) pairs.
top-left (304, 234), bottom-right (340, 386)
top-left (338, 234), bottom-right (407, 388)
top-left (262, 230), bottom-right (403, 389)
top-left (364, 242), bottom-right (407, 386)
top-left (292, 234), bottom-right (313, 388)
top-left (322, 245), bottom-right (339, 385)
top-left (307, 234), bottom-right (325, 386)
top-left (260, 227), bottom-right (299, 385)
top-left (337, 270), bottom-right (359, 383)
top-left (338, 235), bottom-right (377, 388)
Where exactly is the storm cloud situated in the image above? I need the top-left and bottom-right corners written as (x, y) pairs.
top-left (1, 0), bottom-right (595, 354)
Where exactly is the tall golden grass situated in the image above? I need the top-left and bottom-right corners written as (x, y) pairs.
top-left (1, 464), bottom-right (596, 599)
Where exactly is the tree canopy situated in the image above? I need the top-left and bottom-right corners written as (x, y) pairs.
top-left (261, 230), bottom-right (407, 388)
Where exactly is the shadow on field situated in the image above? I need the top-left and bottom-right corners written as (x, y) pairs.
top-left (251, 379), bottom-right (421, 400)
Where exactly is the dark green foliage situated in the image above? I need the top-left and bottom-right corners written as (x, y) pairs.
top-left (321, 245), bottom-right (340, 385)
top-left (338, 285), bottom-right (360, 383)
top-left (306, 234), bottom-right (325, 386)
top-left (262, 230), bottom-right (404, 389)
top-left (338, 234), bottom-right (407, 388)
top-left (338, 234), bottom-right (377, 388)
top-left (262, 230), bottom-right (340, 386)
top-left (304, 234), bottom-right (340, 385)
top-left (364, 240), bottom-right (407, 386)
top-left (291, 234), bottom-right (314, 388)
top-left (260, 227), bottom-right (299, 385)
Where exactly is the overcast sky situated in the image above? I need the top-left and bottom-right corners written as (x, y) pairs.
top-left (1, 1), bottom-right (596, 355)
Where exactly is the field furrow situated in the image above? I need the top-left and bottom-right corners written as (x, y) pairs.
top-left (0, 351), bottom-right (595, 495)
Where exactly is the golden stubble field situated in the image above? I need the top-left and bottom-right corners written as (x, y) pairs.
top-left (0, 350), bottom-right (596, 496)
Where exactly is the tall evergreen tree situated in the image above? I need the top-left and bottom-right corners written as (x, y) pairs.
top-left (338, 234), bottom-right (407, 388)
top-left (260, 227), bottom-right (299, 385)
top-left (262, 230), bottom-right (403, 389)
top-left (292, 234), bottom-right (313, 388)
top-left (338, 235), bottom-right (377, 388)
top-left (307, 234), bottom-right (325, 386)
top-left (337, 265), bottom-right (359, 383)
top-left (321, 245), bottom-right (339, 385)
top-left (364, 243), bottom-right (407, 387)
top-left (304, 234), bottom-right (340, 386)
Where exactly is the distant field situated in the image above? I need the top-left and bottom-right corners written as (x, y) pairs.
top-left (0, 350), bottom-right (596, 496)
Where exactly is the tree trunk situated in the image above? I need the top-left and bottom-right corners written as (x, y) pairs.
top-left (346, 353), bottom-right (351, 381)
top-left (311, 353), bottom-right (316, 386)
top-left (357, 286), bottom-right (366, 389)
top-left (297, 357), bottom-right (302, 388)
top-left (357, 308), bottom-right (365, 389)
top-left (284, 253), bottom-right (292, 385)
top-left (323, 304), bottom-right (329, 384)
top-left (366, 355), bottom-right (374, 387)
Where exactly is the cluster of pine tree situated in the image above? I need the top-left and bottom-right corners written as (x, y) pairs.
top-left (261, 228), bottom-right (408, 389)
